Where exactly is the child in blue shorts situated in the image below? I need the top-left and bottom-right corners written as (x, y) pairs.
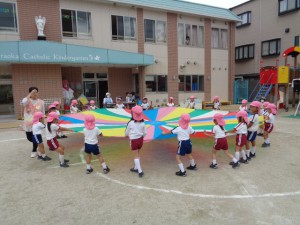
top-left (170, 114), bottom-right (197, 177)
top-left (83, 114), bottom-right (110, 174)
top-left (32, 112), bottom-right (51, 161)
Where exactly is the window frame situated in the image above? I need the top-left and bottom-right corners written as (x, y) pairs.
top-left (177, 22), bottom-right (204, 48)
top-left (145, 75), bottom-right (168, 93)
top-left (0, 1), bottom-right (18, 33)
top-left (211, 28), bottom-right (228, 49)
top-left (111, 15), bottom-right (137, 41)
top-left (236, 11), bottom-right (251, 28)
top-left (178, 75), bottom-right (204, 92)
top-left (278, 0), bottom-right (300, 15)
top-left (261, 38), bottom-right (281, 57)
top-left (61, 9), bottom-right (92, 38)
top-left (144, 19), bottom-right (167, 44)
top-left (235, 44), bottom-right (255, 61)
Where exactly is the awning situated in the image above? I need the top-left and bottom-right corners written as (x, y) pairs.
top-left (282, 46), bottom-right (300, 57)
top-left (0, 41), bottom-right (154, 66)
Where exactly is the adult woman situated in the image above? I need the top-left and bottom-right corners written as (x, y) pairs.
top-left (22, 87), bottom-right (45, 158)
top-left (103, 92), bottom-right (113, 108)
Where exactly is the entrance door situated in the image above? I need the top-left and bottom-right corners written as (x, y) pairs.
top-left (84, 81), bottom-right (98, 106)
top-left (0, 75), bottom-right (14, 115)
top-left (98, 81), bottom-right (108, 108)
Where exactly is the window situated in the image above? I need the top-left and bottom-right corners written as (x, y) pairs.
top-left (236, 11), bottom-right (251, 27)
top-left (295, 36), bottom-right (299, 46)
top-left (211, 28), bottom-right (228, 49)
top-left (112, 15), bottom-right (136, 40)
top-left (235, 44), bottom-right (255, 61)
top-left (177, 23), bottom-right (204, 47)
top-left (262, 39), bottom-right (281, 57)
top-left (144, 19), bottom-right (166, 43)
top-left (279, 0), bottom-right (300, 15)
top-left (61, 9), bottom-right (91, 37)
top-left (0, 2), bottom-right (17, 32)
top-left (178, 75), bottom-right (204, 92)
top-left (145, 75), bottom-right (167, 92)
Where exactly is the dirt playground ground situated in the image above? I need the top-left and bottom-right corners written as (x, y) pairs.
top-left (0, 108), bottom-right (299, 225)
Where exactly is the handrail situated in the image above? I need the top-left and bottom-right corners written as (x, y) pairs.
top-left (249, 72), bottom-right (275, 100)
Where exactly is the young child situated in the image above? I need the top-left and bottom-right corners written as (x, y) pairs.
top-left (226, 110), bottom-right (249, 164)
top-left (245, 101), bottom-right (261, 158)
top-left (32, 112), bottom-right (51, 161)
top-left (170, 114), bottom-right (197, 177)
top-left (239, 99), bottom-right (248, 112)
top-left (88, 100), bottom-right (98, 110)
top-left (70, 99), bottom-right (80, 114)
top-left (125, 106), bottom-right (147, 178)
top-left (213, 96), bottom-right (221, 110)
top-left (186, 96), bottom-right (195, 109)
top-left (140, 97), bottom-right (150, 110)
top-left (46, 112), bottom-right (73, 167)
top-left (167, 97), bottom-right (175, 107)
top-left (83, 114), bottom-right (110, 174)
top-left (52, 101), bottom-right (67, 139)
top-left (48, 104), bottom-right (56, 113)
top-left (261, 103), bottom-right (276, 148)
top-left (115, 98), bottom-right (125, 109)
top-left (125, 92), bottom-right (133, 103)
top-left (257, 101), bottom-right (270, 136)
top-left (204, 113), bottom-right (239, 169)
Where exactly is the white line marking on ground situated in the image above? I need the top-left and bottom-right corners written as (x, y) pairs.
top-left (96, 172), bottom-right (300, 199)
top-left (0, 138), bottom-right (26, 143)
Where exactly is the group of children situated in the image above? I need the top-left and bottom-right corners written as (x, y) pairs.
top-left (28, 90), bottom-right (277, 178)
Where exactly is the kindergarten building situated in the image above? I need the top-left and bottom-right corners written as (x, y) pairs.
top-left (0, 0), bottom-right (240, 117)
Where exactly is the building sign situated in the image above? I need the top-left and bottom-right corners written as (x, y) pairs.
top-left (0, 41), bottom-right (154, 65)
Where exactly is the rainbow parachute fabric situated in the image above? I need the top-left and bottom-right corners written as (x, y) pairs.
top-left (59, 107), bottom-right (258, 141)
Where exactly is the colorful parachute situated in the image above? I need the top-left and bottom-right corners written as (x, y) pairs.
top-left (59, 107), bottom-right (258, 141)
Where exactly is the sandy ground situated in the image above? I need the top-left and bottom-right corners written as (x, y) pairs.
top-left (0, 109), bottom-right (299, 225)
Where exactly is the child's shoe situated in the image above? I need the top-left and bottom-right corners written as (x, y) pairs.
top-left (86, 168), bottom-right (93, 174)
top-left (60, 162), bottom-right (69, 168)
top-left (229, 161), bottom-right (234, 165)
top-left (61, 135), bottom-right (68, 138)
top-left (31, 152), bottom-right (37, 158)
top-left (250, 152), bottom-right (256, 158)
top-left (138, 171), bottom-right (144, 178)
top-left (103, 167), bottom-right (110, 174)
top-left (64, 159), bottom-right (70, 163)
top-left (42, 156), bottom-right (52, 161)
top-left (37, 155), bottom-right (43, 160)
top-left (232, 162), bottom-right (240, 168)
top-left (246, 155), bottom-right (251, 161)
top-left (186, 164), bottom-right (197, 170)
top-left (257, 133), bottom-right (263, 136)
top-left (261, 143), bottom-right (270, 148)
top-left (209, 163), bottom-right (218, 169)
top-left (130, 168), bottom-right (138, 173)
top-left (239, 158), bottom-right (249, 164)
top-left (175, 170), bottom-right (186, 177)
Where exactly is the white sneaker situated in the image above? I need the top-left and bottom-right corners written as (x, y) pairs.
top-left (30, 152), bottom-right (37, 158)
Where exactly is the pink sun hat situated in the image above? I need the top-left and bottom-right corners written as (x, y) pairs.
top-left (84, 114), bottom-right (96, 130)
top-left (242, 99), bottom-right (247, 104)
top-left (250, 101), bottom-right (261, 108)
top-left (33, 112), bottom-right (45, 124)
top-left (214, 96), bottom-right (219, 101)
top-left (169, 97), bottom-right (174, 100)
top-left (266, 103), bottom-right (277, 115)
top-left (90, 100), bottom-right (95, 104)
top-left (179, 114), bottom-right (190, 129)
top-left (190, 96), bottom-right (195, 99)
top-left (236, 110), bottom-right (248, 123)
top-left (48, 104), bottom-right (56, 110)
top-left (132, 105), bottom-right (144, 121)
top-left (53, 101), bottom-right (60, 106)
top-left (263, 101), bottom-right (269, 108)
top-left (71, 99), bottom-right (78, 106)
top-left (213, 113), bottom-right (226, 126)
top-left (47, 112), bottom-right (59, 123)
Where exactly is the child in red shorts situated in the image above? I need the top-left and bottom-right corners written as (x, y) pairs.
top-left (227, 110), bottom-right (249, 165)
top-left (204, 113), bottom-right (239, 169)
top-left (262, 103), bottom-right (276, 147)
top-left (46, 112), bottom-right (73, 167)
top-left (125, 106), bottom-right (147, 178)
